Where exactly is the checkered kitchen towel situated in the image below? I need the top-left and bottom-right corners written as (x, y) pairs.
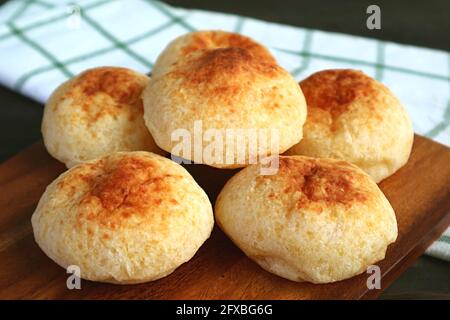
top-left (0, 0), bottom-right (449, 260)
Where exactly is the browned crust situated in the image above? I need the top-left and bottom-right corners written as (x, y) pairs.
top-left (180, 31), bottom-right (276, 63)
top-left (58, 67), bottom-right (147, 122)
top-left (259, 157), bottom-right (370, 209)
top-left (54, 155), bottom-right (182, 230)
top-left (300, 69), bottom-right (381, 119)
top-left (170, 47), bottom-right (281, 97)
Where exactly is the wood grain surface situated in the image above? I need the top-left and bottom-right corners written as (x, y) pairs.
top-left (0, 134), bottom-right (449, 300)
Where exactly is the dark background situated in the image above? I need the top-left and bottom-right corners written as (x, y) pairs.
top-left (0, 0), bottom-right (449, 298)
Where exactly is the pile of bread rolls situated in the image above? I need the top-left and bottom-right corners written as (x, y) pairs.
top-left (32, 30), bottom-right (413, 285)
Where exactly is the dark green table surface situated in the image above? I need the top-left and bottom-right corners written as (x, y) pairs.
top-left (0, 0), bottom-right (448, 299)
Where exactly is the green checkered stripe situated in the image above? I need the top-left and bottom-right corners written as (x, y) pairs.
top-left (0, 0), bottom-right (449, 259)
top-left (0, 0), bottom-right (195, 87)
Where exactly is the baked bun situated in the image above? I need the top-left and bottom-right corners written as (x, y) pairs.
top-left (286, 69), bottom-right (413, 183)
top-left (215, 155), bottom-right (398, 284)
top-left (42, 67), bottom-right (164, 168)
top-left (31, 151), bottom-right (214, 284)
top-left (144, 44), bottom-right (307, 169)
top-left (151, 30), bottom-right (276, 77)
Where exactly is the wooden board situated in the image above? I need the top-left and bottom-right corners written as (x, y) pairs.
top-left (0, 135), bottom-right (449, 300)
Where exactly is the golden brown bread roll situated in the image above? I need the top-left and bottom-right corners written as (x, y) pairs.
top-left (215, 155), bottom-right (398, 283)
top-left (31, 151), bottom-right (214, 284)
top-left (42, 67), bottom-right (164, 168)
top-left (286, 69), bottom-right (414, 182)
top-left (144, 34), bottom-right (307, 169)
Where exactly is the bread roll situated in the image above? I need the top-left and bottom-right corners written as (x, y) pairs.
top-left (42, 67), bottom-right (164, 168)
top-left (287, 69), bottom-right (413, 182)
top-left (144, 39), bottom-right (307, 169)
top-left (215, 155), bottom-right (398, 283)
top-left (32, 151), bottom-right (214, 284)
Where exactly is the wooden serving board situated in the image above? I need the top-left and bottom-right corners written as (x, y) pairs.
top-left (0, 135), bottom-right (449, 300)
